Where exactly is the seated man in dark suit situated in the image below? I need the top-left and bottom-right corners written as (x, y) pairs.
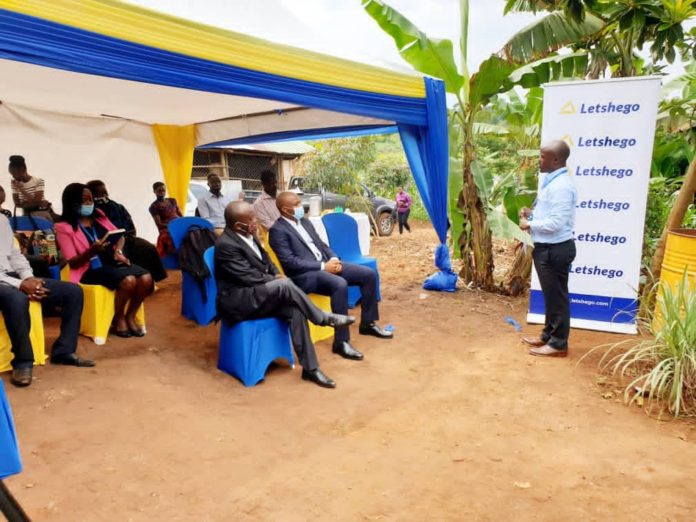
top-left (215, 201), bottom-right (354, 389)
top-left (269, 192), bottom-right (393, 362)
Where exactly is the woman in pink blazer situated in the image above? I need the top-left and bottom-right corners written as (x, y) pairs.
top-left (55, 183), bottom-right (153, 338)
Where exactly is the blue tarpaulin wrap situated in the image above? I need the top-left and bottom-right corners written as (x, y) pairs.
top-left (399, 79), bottom-right (456, 292)
top-left (0, 381), bottom-right (22, 479)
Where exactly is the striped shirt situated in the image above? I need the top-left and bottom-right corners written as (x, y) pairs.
top-left (11, 176), bottom-right (45, 209)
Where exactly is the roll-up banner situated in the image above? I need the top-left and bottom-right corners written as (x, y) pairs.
top-left (528, 77), bottom-right (661, 334)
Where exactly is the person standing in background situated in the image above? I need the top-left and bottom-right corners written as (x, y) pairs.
top-left (395, 186), bottom-right (412, 234)
top-left (8, 155), bottom-right (54, 221)
top-left (148, 182), bottom-right (182, 257)
top-left (197, 173), bottom-right (233, 236)
top-left (253, 170), bottom-right (281, 231)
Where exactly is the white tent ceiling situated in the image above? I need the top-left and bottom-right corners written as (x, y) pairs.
top-left (0, 58), bottom-right (394, 242)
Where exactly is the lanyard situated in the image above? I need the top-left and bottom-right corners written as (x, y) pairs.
top-left (79, 223), bottom-right (98, 244)
top-left (533, 167), bottom-right (568, 210)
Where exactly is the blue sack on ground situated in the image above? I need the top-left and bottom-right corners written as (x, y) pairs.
top-left (423, 243), bottom-right (457, 292)
top-left (423, 269), bottom-right (458, 292)
top-left (0, 381), bottom-right (22, 479)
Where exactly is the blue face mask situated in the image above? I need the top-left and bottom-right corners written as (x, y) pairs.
top-left (293, 206), bottom-right (305, 220)
top-left (79, 204), bottom-right (94, 217)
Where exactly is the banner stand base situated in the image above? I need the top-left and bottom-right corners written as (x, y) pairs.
top-left (526, 313), bottom-right (637, 335)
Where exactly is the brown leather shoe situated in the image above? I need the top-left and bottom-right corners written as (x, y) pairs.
top-left (529, 345), bottom-right (567, 357)
top-left (522, 336), bottom-right (546, 347)
top-left (11, 367), bottom-right (33, 387)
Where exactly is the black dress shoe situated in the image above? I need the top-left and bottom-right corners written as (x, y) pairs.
top-left (322, 313), bottom-right (356, 328)
top-left (359, 322), bottom-right (394, 339)
top-left (50, 354), bottom-right (96, 367)
top-left (301, 369), bottom-right (336, 388)
top-left (332, 341), bottom-right (364, 361)
top-left (11, 368), bottom-right (32, 387)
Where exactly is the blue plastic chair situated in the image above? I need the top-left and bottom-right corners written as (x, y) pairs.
top-left (8, 216), bottom-right (53, 232)
top-left (205, 247), bottom-right (294, 386)
top-left (161, 253), bottom-right (180, 270)
top-left (168, 218), bottom-right (216, 325)
top-left (321, 213), bottom-right (381, 308)
top-left (0, 382), bottom-right (22, 479)
top-left (167, 216), bottom-right (214, 250)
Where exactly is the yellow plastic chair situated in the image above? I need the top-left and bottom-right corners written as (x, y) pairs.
top-left (0, 301), bottom-right (46, 372)
top-left (262, 237), bottom-right (334, 343)
top-left (61, 266), bottom-right (145, 345)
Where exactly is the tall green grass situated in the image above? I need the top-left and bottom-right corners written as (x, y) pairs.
top-left (582, 273), bottom-right (696, 418)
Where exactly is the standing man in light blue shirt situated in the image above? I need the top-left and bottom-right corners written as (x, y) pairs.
top-left (198, 174), bottom-right (233, 235)
top-left (519, 140), bottom-right (577, 357)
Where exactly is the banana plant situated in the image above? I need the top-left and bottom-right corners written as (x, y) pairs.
top-left (362, 0), bottom-right (604, 290)
top-left (505, 0), bottom-right (696, 78)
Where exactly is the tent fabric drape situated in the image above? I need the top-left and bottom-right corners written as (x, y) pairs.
top-left (0, 9), bottom-right (427, 126)
top-left (398, 78), bottom-right (455, 291)
top-left (398, 78), bottom-right (449, 244)
top-left (1, 0), bottom-right (425, 98)
top-left (200, 125), bottom-right (399, 148)
top-left (152, 124), bottom-right (196, 211)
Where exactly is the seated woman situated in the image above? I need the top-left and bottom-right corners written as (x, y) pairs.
top-left (149, 182), bottom-right (182, 257)
top-left (55, 183), bottom-right (154, 338)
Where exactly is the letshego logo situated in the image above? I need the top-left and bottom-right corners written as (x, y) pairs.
top-left (560, 100), bottom-right (641, 116)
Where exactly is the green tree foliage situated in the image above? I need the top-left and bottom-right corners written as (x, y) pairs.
top-left (643, 63), bottom-right (696, 265)
top-left (298, 137), bottom-right (376, 193)
top-left (505, 0), bottom-right (696, 77)
top-left (364, 0), bottom-right (604, 290)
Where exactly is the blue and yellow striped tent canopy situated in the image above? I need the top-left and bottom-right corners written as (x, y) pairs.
top-left (0, 0), bottom-right (448, 246)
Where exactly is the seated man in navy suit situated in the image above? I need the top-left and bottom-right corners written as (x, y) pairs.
top-left (269, 192), bottom-right (393, 362)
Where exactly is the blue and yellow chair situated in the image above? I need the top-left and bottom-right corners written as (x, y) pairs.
top-left (204, 247), bottom-right (294, 386)
top-left (167, 217), bottom-right (216, 325)
top-left (61, 266), bottom-right (145, 345)
top-left (322, 213), bottom-right (381, 308)
top-left (260, 233), bottom-right (333, 344)
top-left (0, 301), bottom-right (46, 373)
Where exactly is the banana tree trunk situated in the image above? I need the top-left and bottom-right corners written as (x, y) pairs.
top-left (649, 155), bottom-right (696, 279)
top-left (458, 134), bottom-right (495, 289)
top-left (503, 244), bottom-right (534, 296)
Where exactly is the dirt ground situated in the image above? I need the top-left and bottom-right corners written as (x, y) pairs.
top-left (4, 222), bottom-right (696, 521)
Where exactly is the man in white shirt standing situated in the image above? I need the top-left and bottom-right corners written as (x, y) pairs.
top-left (198, 174), bottom-right (233, 235)
top-left (519, 140), bottom-right (577, 357)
